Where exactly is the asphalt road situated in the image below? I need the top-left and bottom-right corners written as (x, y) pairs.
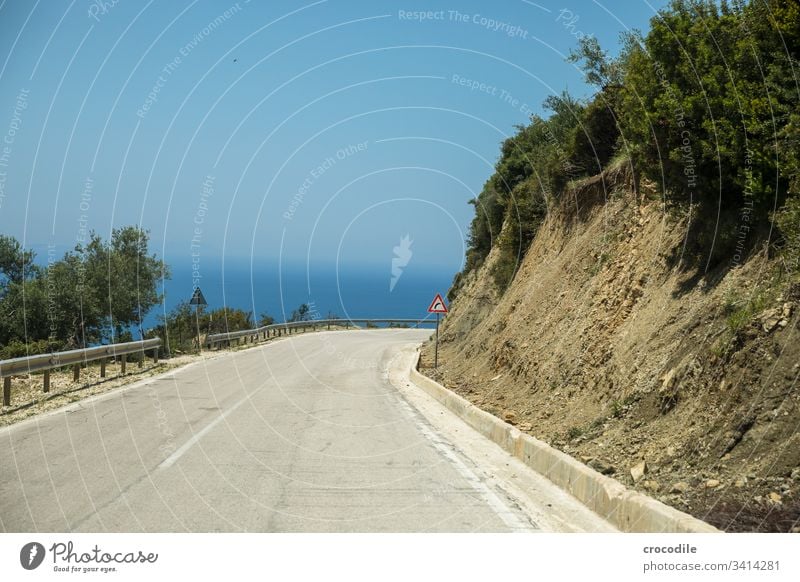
top-left (0, 330), bottom-right (613, 532)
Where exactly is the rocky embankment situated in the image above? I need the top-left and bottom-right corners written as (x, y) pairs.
top-left (423, 167), bottom-right (800, 532)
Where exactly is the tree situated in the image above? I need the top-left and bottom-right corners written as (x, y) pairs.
top-left (258, 312), bottom-right (275, 326)
top-left (84, 226), bottom-right (168, 340)
top-left (455, 0), bottom-right (800, 295)
top-left (0, 235), bottom-right (36, 295)
top-left (0, 228), bottom-right (169, 352)
top-left (153, 300), bottom-right (195, 355)
top-left (205, 307), bottom-right (253, 334)
top-left (568, 35), bottom-right (628, 90)
top-left (42, 252), bottom-right (103, 346)
top-left (0, 239), bottom-right (101, 348)
top-left (569, 89), bottom-right (621, 176)
top-left (288, 303), bottom-right (312, 322)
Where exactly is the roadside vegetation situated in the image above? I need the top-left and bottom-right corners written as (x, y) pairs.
top-left (0, 227), bottom-right (166, 359)
top-left (453, 0), bottom-right (800, 297)
top-left (0, 226), bottom-right (300, 360)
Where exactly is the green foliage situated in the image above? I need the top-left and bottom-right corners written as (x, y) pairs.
top-left (0, 234), bottom-right (36, 293)
top-left (206, 307), bottom-right (254, 335)
top-left (151, 302), bottom-right (255, 356)
top-left (723, 286), bottom-right (773, 334)
top-left (466, 91), bottom-right (597, 292)
top-left (568, 35), bottom-right (628, 90)
top-left (288, 303), bottom-right (312, 322)
top-left (464, 185), bottom-right (504, 271)
top-left (567, 426), bottom-right (584, 440)
top-left (258, 312), bottom-right (275, 327)
top-left (614, 0), bottom-right (798, 264)
top-left (0, 228), bottom-right (168, 352)
top-left (775, 194), bottom-right (800, 276)
top-left (82, 226), bottom-right (168, 339)
top-left (0, 338), bottom-right (65, 360)
top-left (568, 89), bottom-right (621, 176)
top-left (454, 0), bottom-right (800, 299)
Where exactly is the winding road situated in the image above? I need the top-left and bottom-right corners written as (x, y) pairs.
top-left (0, 329), bottom-right (613, 532)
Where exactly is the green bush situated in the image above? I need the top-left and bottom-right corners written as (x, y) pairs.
top-left (452, 0), bottom-right (800, 298)
top-left (0, 339), bottom-right (65, 360)
top-left (775, 194), bottom-right (800, 277)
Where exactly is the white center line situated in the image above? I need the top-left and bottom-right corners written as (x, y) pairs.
top-left (158, 388), bottom-right (262, 470)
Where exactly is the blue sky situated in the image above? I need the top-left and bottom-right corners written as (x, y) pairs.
top-left (0, 0), bottom-right (667, 277)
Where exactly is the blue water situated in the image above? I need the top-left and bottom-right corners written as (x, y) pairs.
top-left (145, 258), bottom-right (456, 330)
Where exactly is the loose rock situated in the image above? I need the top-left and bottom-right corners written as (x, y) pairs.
top-left (670, 482), bottom-right (690, 494)
top-left (630, 460), bottom-right (647, 483)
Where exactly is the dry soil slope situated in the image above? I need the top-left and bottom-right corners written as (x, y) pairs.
top-left (422, 166), bottom-right (800, 532)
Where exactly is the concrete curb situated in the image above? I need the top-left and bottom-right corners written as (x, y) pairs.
top-left (409, 351), bottom-right (719, 533)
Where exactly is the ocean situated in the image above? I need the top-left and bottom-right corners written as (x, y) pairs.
top-left (145, 259), bottom-right (457, 330)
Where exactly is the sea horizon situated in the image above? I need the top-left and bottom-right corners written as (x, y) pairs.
top-left (148, 257), bottom-right (457, 331)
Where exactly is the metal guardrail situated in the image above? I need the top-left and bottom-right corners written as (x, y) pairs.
top-left (205, 319), bottom-right (433, 349)
top-left (0, 338), bottom-right (161, 406)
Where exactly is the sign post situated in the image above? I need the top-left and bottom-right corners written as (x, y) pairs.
top-left (427, 293), bottom-right (448, 370)
top-left (189, 287), bottom-right (208, 353)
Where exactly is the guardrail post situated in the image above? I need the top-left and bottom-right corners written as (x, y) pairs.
top-left (73, 365), bottom-right (80, 382)
top-left (100, 359), bottom-right (106, 377)
top-left (3, 377), bottom-right (10, 406)
top-left (153, 347), bottom-right (158, 364)
top-left (43, 370), bottom-right (50, 392)
top-left (138, 353), bottom-right (143, 368)
top-left (120, 354), bottom-right (127, 374)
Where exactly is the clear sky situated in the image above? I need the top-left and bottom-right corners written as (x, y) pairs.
top-left (0, 0), bottom-right (667, 276)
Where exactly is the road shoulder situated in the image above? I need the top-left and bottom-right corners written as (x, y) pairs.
top-left (387, 342), bottom-right (618, 533)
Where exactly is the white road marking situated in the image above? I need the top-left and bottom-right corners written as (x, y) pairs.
top-left (393, 394), bottom-right (534, 532)
top-left (158, 389), bottom-right (261, 469)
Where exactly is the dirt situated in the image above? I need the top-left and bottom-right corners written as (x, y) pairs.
top-left (421, 167), bottom-right (800, 532)
top-left (0, 355), bottom-right (203, 427)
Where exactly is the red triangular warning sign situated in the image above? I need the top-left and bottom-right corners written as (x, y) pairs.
top-left (427, 293), bottom-right (448, 313)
